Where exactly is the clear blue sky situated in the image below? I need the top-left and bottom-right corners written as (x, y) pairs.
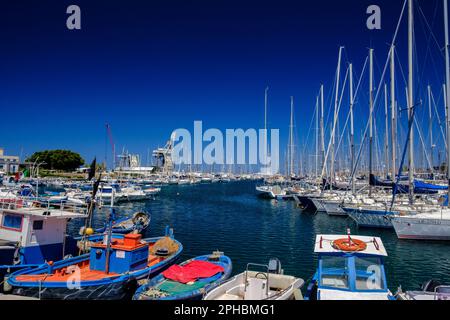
top-left (0, 0), bottom-right (446, 171)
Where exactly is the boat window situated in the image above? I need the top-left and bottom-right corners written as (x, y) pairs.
top-left (33, 220), bottom-right (44, 230)
top-left (2, 213), bottom-right (23, 230)
top-left (354, 256), bottom-right (386, 291)
top-left (320, 256), bottom-right (349, 290)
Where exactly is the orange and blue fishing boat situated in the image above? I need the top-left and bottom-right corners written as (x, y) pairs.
top-left (7, 206), bottom-right (182, 300)
top-left (133, 251), bottom-right (232, 300)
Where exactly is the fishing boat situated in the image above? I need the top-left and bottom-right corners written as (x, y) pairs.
top-left (203, 258), bottom-right (304, 300)
top-left (7, 228), bottom-right (183, 300)
top-left (91, 211), bottom-right (151, 234)
top-left (133, 251), bottom-right (232, 300)
top-left (0, 199), bottom-right (89, 294)
top-left (0, 199), bottom-right (88, 266)
top-left (305, 231), bottom-right (394, 300)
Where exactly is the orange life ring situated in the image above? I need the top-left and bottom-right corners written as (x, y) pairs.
top-left (332, 238), bottom-right (367, 252)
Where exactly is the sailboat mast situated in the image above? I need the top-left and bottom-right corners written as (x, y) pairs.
top-left (444, 84), bottom-right (448, 143)
top-left (331, 47), bottom-right (344, 186)
top-left (264, 87), bottom-right (269, 175)
top-left (408, 0), bottom-right (414, 204)
top-left (444, 0), bottom-right (450, 205)
top-left (390, 45), bottom-right (396, 181)
top-left (369, 48), bottom-right (374, 197)
top-left (265, 87), bottom-right (268, 134)
top-left (289, 96), bottom-right (295, 176)
top-left (428, 85), bottom-right (434, 178)
top-left (320, 84), bottom-right (325, 178)
top-left (315, 95), bottom-right (319, 178)
top-left (384, 83), bottom-right (389, 179)
top-left (349, 63), bottom-right (355, 194)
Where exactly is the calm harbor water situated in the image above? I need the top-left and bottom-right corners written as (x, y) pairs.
top-left (69, 180), bottom-right (450, 292)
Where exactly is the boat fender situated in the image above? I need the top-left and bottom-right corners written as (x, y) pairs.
top-left (3, 269), bottom-right (12, 293)
top-left (13, 244), bottom-right (22, 265)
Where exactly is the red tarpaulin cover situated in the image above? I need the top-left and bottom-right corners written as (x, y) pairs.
top-left (162, 260), bottom-right (225, 284)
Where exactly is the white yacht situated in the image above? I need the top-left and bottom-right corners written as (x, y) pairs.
top-left (391, 207), bottom-right (450, 240)
top-left (256, 185), bottom-right (286, 199)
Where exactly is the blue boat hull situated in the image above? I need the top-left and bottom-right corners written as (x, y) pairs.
top-left (133, 254), bottom-right (232, 300)
top-left (12, 276), bottom-right (138, 300)
top-left (7, 236), bottom-right (183, 300)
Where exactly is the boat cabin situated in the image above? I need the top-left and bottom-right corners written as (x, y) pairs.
top-left (308, 234), bottom-right (392, 300)
top-left (0, 201), bottom-right (87, 264)
top-left (89, 233), bottom-right (149, 273)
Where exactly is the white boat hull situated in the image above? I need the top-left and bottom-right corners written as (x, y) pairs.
top-left (204, 271), bottom-right (304, 300)
top-left (392, 216), bottom-right (450, 240)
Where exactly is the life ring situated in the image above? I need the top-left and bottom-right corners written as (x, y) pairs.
top-left (332, 238), bottom-right (367, 252)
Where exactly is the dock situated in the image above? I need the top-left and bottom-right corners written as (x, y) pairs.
top-left (0, 294), bottom-right (39, 300)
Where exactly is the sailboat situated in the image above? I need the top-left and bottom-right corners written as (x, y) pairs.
top-left (255, 88), bottom-right (287, 199)
top-left (390, 0), bottom-right (450, 240)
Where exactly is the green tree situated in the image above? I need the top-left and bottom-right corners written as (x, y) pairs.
top-left (26, 150), bottom-right (85, 171)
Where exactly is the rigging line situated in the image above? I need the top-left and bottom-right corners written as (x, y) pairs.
top-left (395, 48), bottom-right (409, 88)
top-left (335, 58), bottom-right (368, 157)
top-left (323, 61), bottom-right (339, 145)
top-left (417, 0), bottom-right (445, 59)
top-left (319, 66), bottom-right (350, 181)
top-left (347, 0), bottom-right (408, 188)
top-left (417, 0), bottom-right (444, 88)
top-left (371, 0), bottom-right (408, 117)
top-left (414, 116), bottom-right (433, 171)
top-left (301, 99), bottom-right (317, 157)
top-left (423, 89), bottom-right (436, 149)
top-left (348, 57), bottom-right (369, 145)
top-left (431, 88), bottom-right (448, 150)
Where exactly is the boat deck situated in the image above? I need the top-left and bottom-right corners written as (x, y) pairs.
top-left (15, 253), bottom-right (165, 283)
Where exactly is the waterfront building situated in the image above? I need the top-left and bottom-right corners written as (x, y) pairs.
top-left (0, 148), bottom-right (20, 174)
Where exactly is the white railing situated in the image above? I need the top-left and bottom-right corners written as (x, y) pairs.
top-left (0, 197), bottom-right (88, 216)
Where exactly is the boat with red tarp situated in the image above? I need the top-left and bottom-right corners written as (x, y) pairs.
top-left (133, 251), bottom-right (232, 300)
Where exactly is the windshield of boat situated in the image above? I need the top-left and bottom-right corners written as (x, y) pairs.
top-left (319, 255), bottom-right (386, 292)
top-left (320, 256), bottom-right (349, 290)
top-left (354, 256), bottom-right (386, 291)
